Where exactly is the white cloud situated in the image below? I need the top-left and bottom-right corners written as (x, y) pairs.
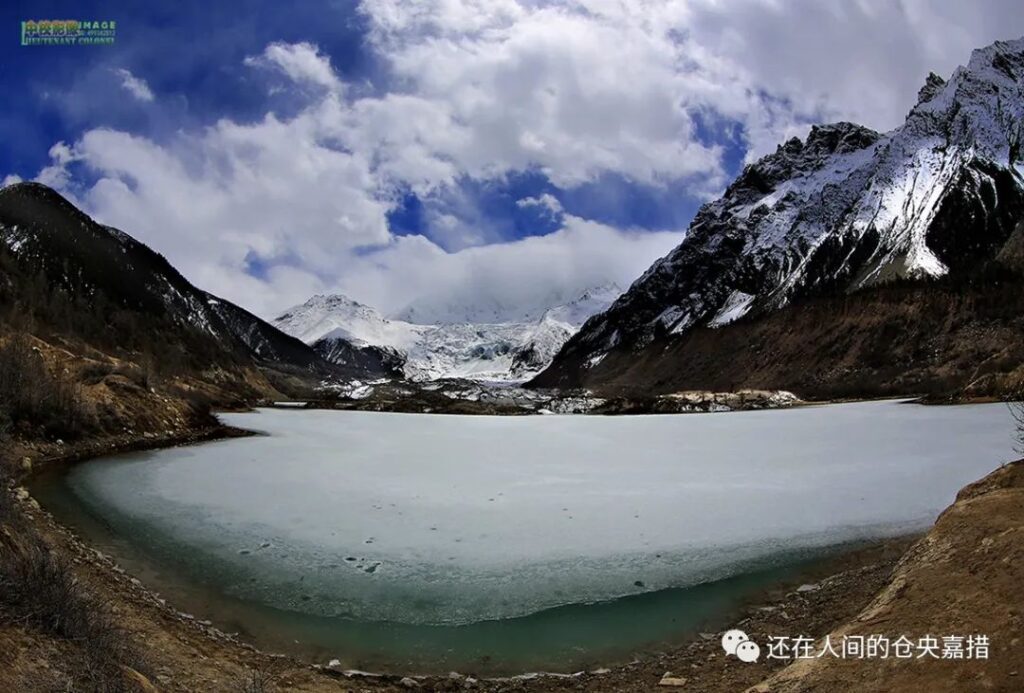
top-left (24, 1), bottom-right (1024, 322)
top-left (678, 0), bottom-right (1024, 157)
top-left (40, 117), bottom-right (678, 318)
top-left (517, 193), bottom-right (563, 218)
top-left (353, 0), bottom-right (1024, 181)
top-left (36, 142), bottom-right (75, 189)
top-left (359, 0), bottom-right (729, 189)
top-left (113, 68), bottom-right (154, 102)
top-left (245, 42), bottom-right (344, 93)
top-left (63, 114), bottom-right (391, 288)
top-left (334, 216), bottom-right (681, 322)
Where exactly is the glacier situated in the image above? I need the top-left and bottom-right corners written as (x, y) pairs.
top-left (273, 284), bottom-right (622, 382)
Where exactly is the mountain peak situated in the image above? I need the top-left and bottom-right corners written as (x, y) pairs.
top-left (0, 180), bottom-right (66, 203)
top-left (274, 293), bottom-right (397, 346)
top-left (537, 36), bottom-right (1024, 389)
top-left (304, 293), bottom-right (369, 309)
top-left (731, 122), bottom-right (881, 201)
top-left (916, 71), bottom-right (946, 104)
top-left (0, 181), bottom-right (95, 231)
top-left (966, 36), bottom-right (1024, 75)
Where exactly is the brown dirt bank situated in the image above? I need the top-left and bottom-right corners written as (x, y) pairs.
top-left (747, 459), bottom-right (1024, 693)
top-left (1, 427), bottom-right (1019, 692)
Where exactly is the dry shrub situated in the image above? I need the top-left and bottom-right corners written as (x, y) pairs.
top-left (1009, 396), bottom-right (1024, 454)
top-left (0, 334), bottom-right (92, 440)
top-left (0, 468), bottom-right (147, 691)
top-left (233, 665), bottom-right (277, 693)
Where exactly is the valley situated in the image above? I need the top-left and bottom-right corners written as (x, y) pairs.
top-left (272, 286), bottom-right (621, 383)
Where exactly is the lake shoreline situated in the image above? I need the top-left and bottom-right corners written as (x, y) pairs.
top-left (3, 408), bottom-right (939, 691)
top-left (12, 466), bottom-right (919, 691)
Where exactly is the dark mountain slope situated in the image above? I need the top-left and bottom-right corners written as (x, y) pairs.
top-left (0, 182), bottom-right (385, 392)
top-left (537, 236), bottom-right (1024, 399)
top-left (310, 336), bottom-right (406, 379)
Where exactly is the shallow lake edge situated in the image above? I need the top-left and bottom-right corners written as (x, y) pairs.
top-left (10, 409), bottom-right (930, 683)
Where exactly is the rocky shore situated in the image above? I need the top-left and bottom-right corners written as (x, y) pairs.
top-left (293, 379), bottom-right (803, 416)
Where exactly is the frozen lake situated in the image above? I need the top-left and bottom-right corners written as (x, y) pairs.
top-left (36, 401), bottom-right (1017, 672)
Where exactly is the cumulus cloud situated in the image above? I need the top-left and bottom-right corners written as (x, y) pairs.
top-left (112, 68), bottom-right (154, 102)
top-left (244, 42), bottom-right (344, 93)
top-left (23, 0), bottom-right (1024, 321)
top-left (337, 216), bottom-right (681, 322)
top-left (517, 193), bottom-right (563, 218)
top-left (678, 0), bottom-right (1024, 157)
top-left (359, 0), bottom-right (729, 189)
top-left (55, 110), bottom-right (391, 303)
top-left (42, 116), bottom-right (678, 318)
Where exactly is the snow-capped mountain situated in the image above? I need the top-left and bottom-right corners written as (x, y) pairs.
top-left (273, 284), bottom-right (621, 381)
top-left (537, 37), bottom-right (1024, 389)
top-left (274, 294), bottom-right (428, 349)
top-left (540, 283), bottom-right (623, 325)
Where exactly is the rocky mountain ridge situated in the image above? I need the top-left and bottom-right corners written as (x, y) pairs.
top-left (536, 37), bottom-right (1024, 395)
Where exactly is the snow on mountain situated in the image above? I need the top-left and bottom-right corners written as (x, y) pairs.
top-left (539, 37), bottom-right (1024, 385)
top-left (273, 294), bottom-right (427, 348)
top-left (274, 284), bottom-right (621, 382)
top-left (541, 282), bottom-right (623, 325)
top-left (392, 282), bottom-right (622, 326)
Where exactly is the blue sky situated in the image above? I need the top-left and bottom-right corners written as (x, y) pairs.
top-left (1, 1), bottom-right (379, 189)
top-left (0, 0), bottom-right (728, 240)
top-left (2, 1), bottom-right (1023, 319)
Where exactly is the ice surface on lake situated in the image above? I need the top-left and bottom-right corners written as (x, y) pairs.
top-left (66, 401), bottom-right (1016, 625)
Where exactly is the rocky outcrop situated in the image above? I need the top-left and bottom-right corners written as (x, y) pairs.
top-left (312, 337), bottom-right (406, 379)
top-left (915, 71), bottom-right (946, 104)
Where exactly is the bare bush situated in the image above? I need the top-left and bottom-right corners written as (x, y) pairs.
top-left (234, 666), bottom-right (277, 693)
top-left (1009, 397), bottom-right (1024, 454)
top-left (0, 334), bottom-right (91, 440)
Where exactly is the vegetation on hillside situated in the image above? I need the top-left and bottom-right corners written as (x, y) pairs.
top-left (0, 334), bottom-right (91, 442)
top-left (0, 462), bottom-right (148, 691)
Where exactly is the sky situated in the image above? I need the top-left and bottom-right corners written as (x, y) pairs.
top-left (2, 1), bottom-right (1024, 322)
